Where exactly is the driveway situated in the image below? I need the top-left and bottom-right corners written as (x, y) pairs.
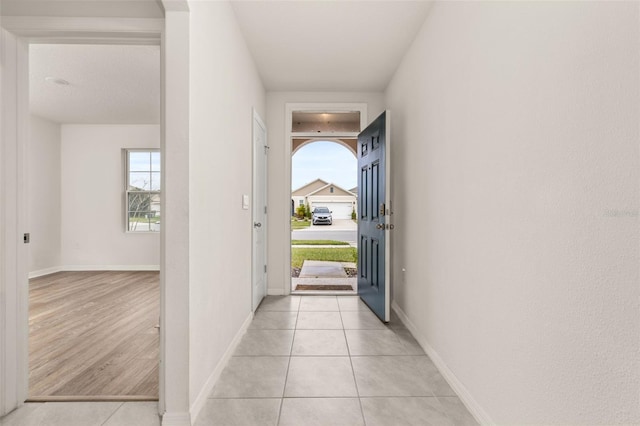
top-left (292, 220), bottom-right (357, 244)
top-left (309, 219), bottom-right (356, 231)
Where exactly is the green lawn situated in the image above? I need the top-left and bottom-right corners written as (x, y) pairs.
top-left (291, 240), bottom-right (349, 246)
top-left (291, 247), bottom-right (357, 269)
top-left (129, 216), bottom-right (160, 223)
top-left (291, 218), bottom-right (311, 229)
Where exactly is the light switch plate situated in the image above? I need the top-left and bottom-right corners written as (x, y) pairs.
top-left (242, 194), bottom-right (249, 210)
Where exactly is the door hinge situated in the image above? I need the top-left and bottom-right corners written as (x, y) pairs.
top-left (264, 206), bottom-right (267, 214)
top-left (23, 233), bottom-right (30, 244)
top-left (264, 265), bottom-right (267, 273)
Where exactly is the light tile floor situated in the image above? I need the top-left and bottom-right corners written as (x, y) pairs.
top-left (198, 295), bottom-right (479, 426)
top-left (0, 401), bottom-right (161, 426)
top-left (0, 296), bottom-right (479, 426)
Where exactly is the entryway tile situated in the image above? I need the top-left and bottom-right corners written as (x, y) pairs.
top-left (296, 311), bottom-right (343, 329)
top-left (0, 403), bottom-right (45, 426)
top-left (352, 356), bottom-right (433, 397)
top-left (234, 330), bottom-right (294, 356)
top-left (341, 310), bottom-right (387, 330)
top-left (258, 296), bottom-right (301, 312)
top-left (211, 357), bottom-right (289, 398)
top-left (387, 310), bottom-right (407, 330)
top-left (194, 399), bottom-right (280, 426)
top-left (291, 330), bottom-right (349, 356)
top-left (360, 397), bottom-right (452, 426)
top-left (284, 357), bottom-right (357, 397)
top-left (436, 397), bottom-right (479, 425)
top-left (393, 329), bottom-right (426, 355)
top-left (337, 296), bottom-right (367, 311)
top-left (279, 398), bottom-right (364, 426)
top-left (250, 311), bottom-right (298, 330)
top-left (414, 356), bottom-right (456, 396)
top-left (25, 402), bottom-right (122, 426)
top-left (299, 296), bottom-right (339, 312)
top-left (103, 402), bottom-right (160, 426)
top-left (345, 330), bottom-right (407, 355)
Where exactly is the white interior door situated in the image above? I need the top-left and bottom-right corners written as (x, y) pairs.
top-left (252, 110), bottom-right (268, 311)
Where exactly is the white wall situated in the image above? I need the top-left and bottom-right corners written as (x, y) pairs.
top-left (385, 2), bottom-right (639, 424)
top-left (265, 92), bottom-right (384, 294)
top-left (61, 124), bottom-right (160, 268)
top-left (187, 0), bottom-right (265, 415)
top-left (28, 115), bottom-right (61, 275)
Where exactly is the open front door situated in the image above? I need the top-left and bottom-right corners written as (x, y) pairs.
top-left (357, 111), bottom-right (391, 322)
top-left (252, 111), bottom-right (268, 311)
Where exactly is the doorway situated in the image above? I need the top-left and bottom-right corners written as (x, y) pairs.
top-left (286, 105), bottom-right (367, 295)
top-left (27, 43), bottom-right (161, 400)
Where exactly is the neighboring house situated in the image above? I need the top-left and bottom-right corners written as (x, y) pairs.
top-left (292, 178), bottom-right (356, 219)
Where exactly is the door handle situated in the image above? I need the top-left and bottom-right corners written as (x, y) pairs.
top-left (254, 222), bottom-right (262, 228)
top-left (376, 223), bottom-right (384, 230)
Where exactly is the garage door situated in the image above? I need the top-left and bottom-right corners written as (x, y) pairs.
top-left (312, 202), bottom-right (353, 220)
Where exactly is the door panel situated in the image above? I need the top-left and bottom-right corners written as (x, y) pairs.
top-left (357, 111), bottom-right (391, 322)
top-left (252, 111), bottom-right (268, 311)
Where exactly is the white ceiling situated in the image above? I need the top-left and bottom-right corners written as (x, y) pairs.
top-left (29, 44), bottom-right (160, 124)
top-left (24, 1), bottom-right (432, 124)
top-left (3, 0), bottom-right (164, 18)
top-left (231, 1), bottom-right (433, 91)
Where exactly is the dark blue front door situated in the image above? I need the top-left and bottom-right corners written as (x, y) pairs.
top-left (357, 111), bottom-right (390, 322)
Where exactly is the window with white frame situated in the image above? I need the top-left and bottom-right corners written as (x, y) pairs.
top-left (126, 149), bottom-right (160, 232)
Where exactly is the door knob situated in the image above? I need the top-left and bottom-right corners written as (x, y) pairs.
top-left (376, 223), bottom-right (384, 229)
top-left (254, 222), bottom-right (262, 228)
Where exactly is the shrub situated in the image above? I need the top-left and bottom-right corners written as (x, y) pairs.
top-left (296, 204), bottom-right (306, 219)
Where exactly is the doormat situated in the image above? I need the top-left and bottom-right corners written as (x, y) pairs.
top-left (295, 284), bottom-right (354, 291)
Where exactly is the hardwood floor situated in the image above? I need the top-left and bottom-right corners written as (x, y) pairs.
top-left (28, 271), bottom-right (159, 400)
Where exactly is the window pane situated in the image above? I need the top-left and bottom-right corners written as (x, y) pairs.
top-left (126, 150), bottom-right (160, 232)
top-left (129, 151), bottom-right (151, 172)
top-left (129, 193), bottom-right (151, 213)
top-left (129, 172), bottom-right (151, 190)
top-left (150, 172), bottom-right (161, 191)
top-left (151, 152), bottom-right (161, 171)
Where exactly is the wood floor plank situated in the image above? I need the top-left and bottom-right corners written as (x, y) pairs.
top-left (29, 271), bottom-right (159, 399)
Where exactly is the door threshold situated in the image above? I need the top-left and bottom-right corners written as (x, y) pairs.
top-left (291, 290), bottom-right (357, 296)
top-left (26, 395), bottom-right (158, 402)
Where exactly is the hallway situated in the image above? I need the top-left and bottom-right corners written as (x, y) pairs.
top-left (0, 295), bottom-right (478, 425)
top-left (196, 295), bottom-right (478, 425)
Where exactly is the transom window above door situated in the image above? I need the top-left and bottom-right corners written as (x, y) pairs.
top-left (125, 149), bottom-right (160, 232)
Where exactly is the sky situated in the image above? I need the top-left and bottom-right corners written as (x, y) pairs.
top-left (292, 141), bottom-right (357, 191)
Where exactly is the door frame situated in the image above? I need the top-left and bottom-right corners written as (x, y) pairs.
top-left (0, 10), bottom-right (191, 420)
top-left (284, 102), bottom-right (368, 295)
top-left (252, 109), bottom-right (268, 311)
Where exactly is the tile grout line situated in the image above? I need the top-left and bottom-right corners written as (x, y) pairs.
top-left (99, 401), bottom-right (125, 425)
top-left (275, 300), bottom-right (300, 425)
top-left (339, 301), bottom-right (368, 426)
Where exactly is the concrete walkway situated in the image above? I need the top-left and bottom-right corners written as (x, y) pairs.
top-left (299, 260), bottom-right (347, 278)
top-left (294, 260), bottom-right (357, 293)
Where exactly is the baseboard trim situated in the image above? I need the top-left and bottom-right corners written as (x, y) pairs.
top-left (391, 300), bottom-right (494, 425)
top-left (189, 311), bottom-right (254, 425)
top-left (29, 265), bottom-right (160, 279)
top-left (28, 266), bottom-right (63, 279)
top-left (267, 288), bottom-right (285, 296)
top-left (161, 411), bottom-right (191, 426)
top-left (62, 265), bottom-right (160, 272)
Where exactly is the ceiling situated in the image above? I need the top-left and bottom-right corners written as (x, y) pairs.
top-left (29, 44), bottom-right (160, 124)
top-left (231, 1), bottom-right (433, 91)
top-left (22, 1), bottom-right (432, 124)
top-left (2, 0), bottom-right (165, 18)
